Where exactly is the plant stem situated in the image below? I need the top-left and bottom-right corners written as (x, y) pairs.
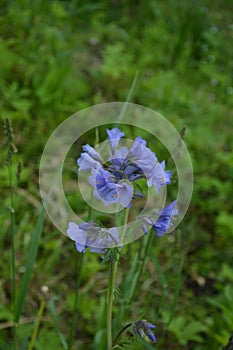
top-left (107, 256), bottom-right (118, 350)
top-left (114, 230), bottom-right (153, 336)
top-left (119, 207), bottom-right (130, 246)
top-left (106, 208), bottom-right (129, 349)
top-left (112, 322), bottom-right (132, 347)
top-left (8, 159), bottom-right (17, 349)
top-left (28, 299), bottom-right (45, 350)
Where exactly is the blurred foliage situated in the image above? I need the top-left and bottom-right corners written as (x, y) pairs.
top-left (0, 0), bottom-right (233, 349)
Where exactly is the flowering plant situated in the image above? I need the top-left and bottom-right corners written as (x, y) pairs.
top-left (67, 127), bottom-right (178, 348)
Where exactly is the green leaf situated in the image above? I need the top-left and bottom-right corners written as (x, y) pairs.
top-left (168, 316), bottom-right (206, 345)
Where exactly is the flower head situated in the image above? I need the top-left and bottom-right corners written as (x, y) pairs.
top-left (133, 319), bottom-right (156, 343)
top-left (77, 127), bottom-right (173, 208)
top-left (139, 200), bottom-right (178, 236)
top-left (66, 221), bottom-right (119, 253)
top-left (68, 127), bottom-right (177, 252)
top-left (153, 200), bottom-right (178, 237)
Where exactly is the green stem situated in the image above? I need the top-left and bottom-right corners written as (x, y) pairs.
top-left (106, 208), bottom-right (129, 349)
top-left (107, 256), bottom-right (118, 350)
top-left (8, 159), bottom-right (16, 349)
top-left (112, 322), bottom-right (132, 347)
top-left (120, 207), bottom-right (130, 246)
top-left (114, 232), bottom-right (153, 336)
top-left (28, 299), bottom-right (45, 350)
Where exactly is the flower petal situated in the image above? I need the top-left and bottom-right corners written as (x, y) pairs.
top-left (77, 152), bottom-right (101, 171)
top-left (116, 181), bottom-right (134, 207)
top-left (134, 136), bottom-right (147, 146)
top-left (147, 161), bottom-right (171, 192)
top-left (75, 241), bottom-right (87, 253)
top-left (106, 127), bottom-right (125, 151)
top-left (82, 144), bottom-right (103, 162)
top-left (67, 222), bottom-right (85, 242)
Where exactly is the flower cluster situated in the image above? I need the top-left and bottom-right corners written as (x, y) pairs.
top-left (67, 127), bottom-right (178, 252)
top-left (133, 319), bottom-right (156, 343)
top-left (78, 127), bottom-right (172, 208)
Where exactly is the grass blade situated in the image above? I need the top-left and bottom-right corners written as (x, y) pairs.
top-left (167, 255), bottom-right (185, 326)
top-left (15, 207), bottom-right (45, 323)
top-left (115, 70), bottom-right (140, 125)
top-left (28, 299), bottom-right (45, 350)
top-left (67, 254), bottom-right (84, 350)
top-left (48, 297), bottom-right (68, 350)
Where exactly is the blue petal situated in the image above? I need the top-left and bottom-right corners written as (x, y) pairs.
top-left (106, 127), bottom-right (125, 151)
top-left (82, 144), bottom-right (103, 162)
top-left (77, 153), bottom-right (101, 171)
top-left (147, 331), bottom-right (156, 343)
top-left (90, 246), bottom-right (105, 253)
top-left (148, 323), bottom-right (156, 329)
top-left (116, 181), bottom-right (134, 207)
top-left (128, 141), bottom-right (158, 181)
top-left (67, 222), bottom-right (86, 243)
top-left (134, 136), bottom-right (147, 146)
top-left (75, 241), bottom-right (87, 253)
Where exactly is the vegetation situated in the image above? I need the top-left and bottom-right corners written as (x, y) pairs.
top-left (0, 0), bottom-right (232, 349)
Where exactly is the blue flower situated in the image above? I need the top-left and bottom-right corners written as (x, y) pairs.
top-left (128, 137), bottom-right (171, 192)
top-left (139, 200), bottom-right (178, 235)
top-left (133, 319), bottom-right (156, 343)
top-left (77, 144), bottom-right (102, 171)
top-left (77, 127), bottom-right (173, 207)
top-left (140, 215), bottom-right (156, 235)
top-left (67, 221), bottom-right (99, 253)
top-left (128, 137), bottom-right (156, 177)
top-left (89, 166), bottom-right (134, 207)
top-left (67, 221), bottom-right (119, 253)
top-left (106, 127), bottom-right (125, 152)
top-left (147, 160), bottom-right (172, 192)
top-left (153, 200), bottom-right (178, 237)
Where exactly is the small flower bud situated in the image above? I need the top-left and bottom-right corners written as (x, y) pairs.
top-left (133, 319), bottom-right (156, 343)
